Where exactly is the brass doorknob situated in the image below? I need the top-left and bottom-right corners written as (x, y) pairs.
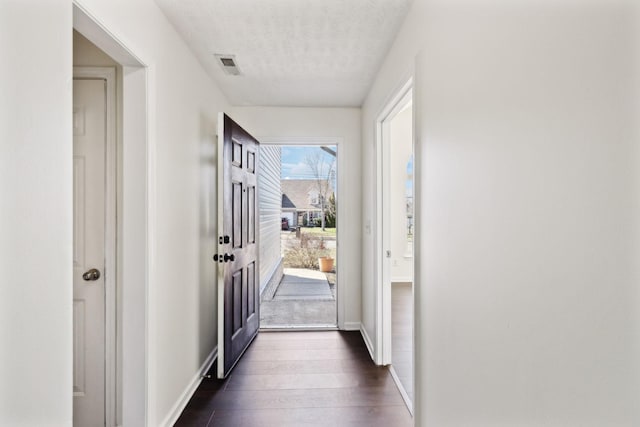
top-left (82, 268), bottom-right (101, 281)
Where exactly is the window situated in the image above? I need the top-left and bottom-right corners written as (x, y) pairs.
top-left (309, 190), bottom-right (320, 205)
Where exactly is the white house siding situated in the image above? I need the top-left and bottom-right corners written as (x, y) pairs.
top-left (258, 145), bottom-right (283, 292)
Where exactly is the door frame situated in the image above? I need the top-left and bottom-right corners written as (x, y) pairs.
top-left (73, 66), bottom-right (117, 426)
top-left (73, 3), bottom-right (150, 425)
top-left (375, 78), bottom-right (413, 365)
top-left (259, 136), bottom-right (344, 329)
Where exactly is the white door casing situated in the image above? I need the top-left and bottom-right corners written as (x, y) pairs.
top-left (72, 67), bottom-right (117, 427)
top-left (257, 136), bottom-right (344, 329)
top-left (375, 79), bottom-right (413, 366)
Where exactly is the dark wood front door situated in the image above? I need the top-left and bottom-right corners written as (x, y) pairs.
top-left (217, 113), bottom-right (260, 378)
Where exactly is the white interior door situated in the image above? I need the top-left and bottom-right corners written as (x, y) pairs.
top-left (73, 78), bottom-right (106, 426)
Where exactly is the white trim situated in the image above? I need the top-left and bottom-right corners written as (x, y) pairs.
top-left (159, 347), bottom-right (218, 427)
top-left (375, 78), bottom-right (413, 366)
top-left (120, 64), bottom-right (150, 427)
top-left (73, 66), bottom-right (117, 427)
top-left (73, 1), bottom-right (146, 67)
top-left (259, 136), bottom-right (343, 146)
top-left (145, 62), bottom-right (160, 427)
top-left (259, 137), bottom-right (344, 330)
top-left (216, 114), bottom-right (225, 379)
top-left (359, 324), bottom-right (376, 362)
top-left (342, 321), bottom-right (361, 331)
top-left (389, 365), bottom-right (414, 415)
top-left (391, 277), bottom-right (413, 284)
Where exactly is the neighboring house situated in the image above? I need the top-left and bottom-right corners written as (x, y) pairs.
top-left (281, 179), bottom-right (333, 227)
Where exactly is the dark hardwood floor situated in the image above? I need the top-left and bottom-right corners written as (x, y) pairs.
top-left (175, 331), bottom-right (413, 426)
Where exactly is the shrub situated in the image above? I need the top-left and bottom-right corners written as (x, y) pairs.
top-left (283, 247), bottom-right (325, 269)
top-left (283, 233), bottom-right (329, 269)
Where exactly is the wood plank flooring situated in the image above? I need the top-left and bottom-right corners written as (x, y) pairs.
top-left (175, 331), bottom-right (413, 426)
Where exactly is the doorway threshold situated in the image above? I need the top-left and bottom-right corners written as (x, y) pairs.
top-left (260, 324), bottom-right (338, 332)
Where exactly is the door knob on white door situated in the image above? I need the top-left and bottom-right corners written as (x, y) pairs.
top-left (82, 268), bottom-right (101, 281)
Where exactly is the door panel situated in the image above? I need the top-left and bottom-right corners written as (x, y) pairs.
top-left (218, 113), bottom-right (260, 378)
top-left (233, 181), bottom-right (243, 248)
top-left (248, 185), bottom-right (256, 244)
top-left (73, 78), bottom-right (106, 425)
top-left (247, 262), bottom-right (256, 316)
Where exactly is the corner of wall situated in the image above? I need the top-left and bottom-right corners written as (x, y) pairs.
top-left (159, 347), bottom-right (218, 427)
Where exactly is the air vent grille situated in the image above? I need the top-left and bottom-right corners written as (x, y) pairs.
top-left (214, 54), bottom-right (241, 76)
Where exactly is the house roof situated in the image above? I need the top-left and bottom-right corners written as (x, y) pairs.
top-left (282, 193), bottom-right (296, 209)
top-left (281, 179), bottom-right (332, 211)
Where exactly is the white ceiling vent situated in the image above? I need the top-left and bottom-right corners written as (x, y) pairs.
top-left (214, 54), bottom-right (241, 76)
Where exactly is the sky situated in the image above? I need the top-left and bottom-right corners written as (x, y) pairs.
top-left (281, 146), bottom-right (336, 180)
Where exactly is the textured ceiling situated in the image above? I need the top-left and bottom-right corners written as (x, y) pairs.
top-left (154, 0), bottom-right (412, 107)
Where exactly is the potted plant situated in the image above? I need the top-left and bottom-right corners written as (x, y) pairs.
top-left (317, 238), bottom-right (334, 272)
top-left (318, 255), bottom-right (334, 272)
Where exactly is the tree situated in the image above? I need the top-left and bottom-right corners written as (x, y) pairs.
top-left (325, 192), bottom-right (336, 228)
top-left (304, 150), bottom-right (335, 230)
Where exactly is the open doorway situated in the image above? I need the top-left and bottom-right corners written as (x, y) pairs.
top-left (377, 80), bottom-right (414, 412)
top-left (258, 144), bottom-right (338, 329)
top-left (73, 5), bottom-right (149, 425)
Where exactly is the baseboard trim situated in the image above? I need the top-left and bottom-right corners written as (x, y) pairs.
top-left (359, 324), bottom-right (376, 363)
top-left (389, 365), bottom-right (414, 416)
top-left (159, 346), bottom-right (218, 427)
top-left (342, 321), bottom-right (361, 331)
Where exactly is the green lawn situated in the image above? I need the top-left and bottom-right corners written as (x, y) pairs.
top-left (300, 227), bottom-right (336, 237)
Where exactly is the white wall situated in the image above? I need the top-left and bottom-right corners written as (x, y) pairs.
top-left (3, 0), bottom-right (231, 425)
top-left (389, 106), bottom-right (413, 282)
top-left (363, 0), bottom-right (640, 425)
top-left (258, 145), bottom-right (282, 291)
top-left (0, 1), bottom-right (73, 425)
top-left (230, 106), bottom-right (362, 328)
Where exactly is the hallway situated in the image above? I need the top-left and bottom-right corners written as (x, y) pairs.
top-left (175, 331), bottom-right (412, 426)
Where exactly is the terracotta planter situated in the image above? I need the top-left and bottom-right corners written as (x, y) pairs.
top-left (318, 257), bottom-right (334, 272)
